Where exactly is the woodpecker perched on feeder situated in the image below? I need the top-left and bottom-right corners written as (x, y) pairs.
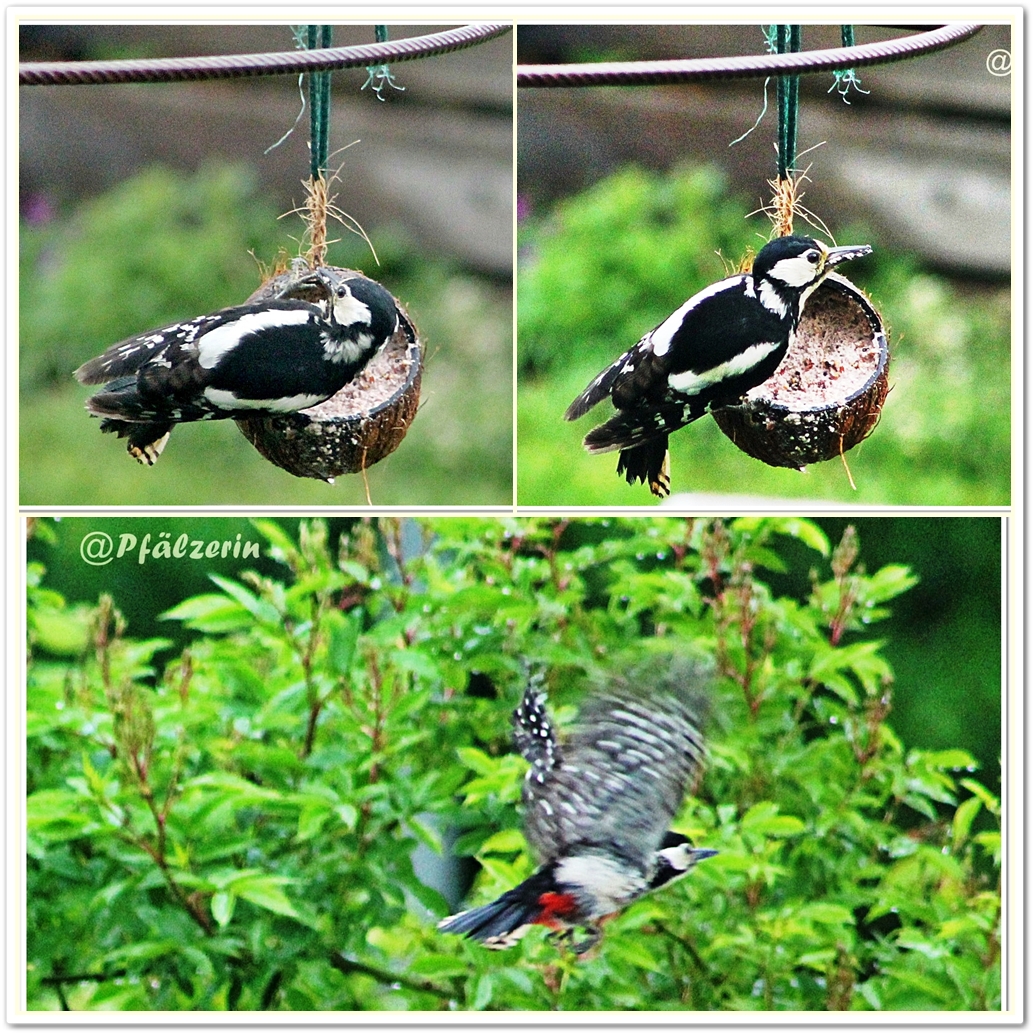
top-left (565, 235), bottom-right (872, 496)
top-left (438, 661), bottom-right (716, 952)
top-left (74, 268), bottom-right (412, 465)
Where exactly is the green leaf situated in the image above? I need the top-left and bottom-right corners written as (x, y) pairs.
top-left (478, 828), bottom-right (526, 854)
top-left (159, 593), bottom-right (252, 632)
top-left (471, 973), bottom-right (495, 1010)
top-left (952, 796), bottom-right (982, 848)
top-left (30, 604), bottom-right (92, 655)
top-left (185, 772), bottom-right (286, 806)
top-left (923, 748), bottom-right (977, 771)
top-left (796, 948), bottom-right (837, 971)
top-left (457, 746), bottom-right (497, 775)
top-left (211, 890), bottom-right (236, 927)
top-left (974, 831), bottom-right (1001, 859)
top-left (476, 856), bottom-right (527, 889)
top-left (733, 516), bottom-right (830, 557)
top-left (409, 954), bottom-right (469, 979)
top-left (960, 778), bottom-right (1000, 815)
top-left (229, 874), bottom-right (301, 919)
top-left (296, 801), bottom-right (331, 841)
top-left (798, 902), bottom-right (854, 926)
top-left (407, 815), bottom-right (443, 855)
top-left (809, 640), bottom-right (891, 698)
top-left (863, 564), bottom-right (919, 604)
top-left (778, 518), bottom-right (831, 557)
top-left (208, 574), bottom-right (281, 625)
top-left (607, 936), bottom-right (661, 970)
top-left (250, 518), bottom-right (296, 556)
top-left (327, 611), bottom-right (360, 677)
top-left (740, 802), bottom-right (805, 838)
top-left (335, 803), bottom-right (359, 830)
top-left (26, 789), bottom-right (96, 840)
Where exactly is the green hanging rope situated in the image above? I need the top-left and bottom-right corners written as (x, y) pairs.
top-left (830, 25), bottom-right (869, 102)
top-left (774, 25), bottom-right (801, 180)
top-left (364, 25), bottom-right (406, 99)
top-left (307, 25), bottom-right (333, 181)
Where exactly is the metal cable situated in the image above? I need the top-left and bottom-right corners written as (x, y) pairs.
top-left (19, 23), bottom-right (512, 86)
top-left (518, 23), bottom-right (983, 88)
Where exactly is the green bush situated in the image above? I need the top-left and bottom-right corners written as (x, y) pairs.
top-left (26, 517), bottom-right (1000, 1011)
top-left (518, 165), bottom-right (1010, 506)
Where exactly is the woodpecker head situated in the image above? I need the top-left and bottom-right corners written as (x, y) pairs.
top-left (324, 274), bottom-right (400, 342)
top-left (298, 266), bottom-right (418, 346)
top-left (752, 235), bottom-right (872, 324)
top-left (650, 831), bottom-right (719, 891)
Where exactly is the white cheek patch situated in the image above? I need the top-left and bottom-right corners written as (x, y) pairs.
top-left (196, 309), bottom-right (312, 369)
top-left (668, 340), bottom-right (781, 395)
top-left (331, 290), bottom-right (373, 327)
top-left (648, 275), bottom-right (746, 356)
top-left (658, 844), bottom-right (694, 871)
top-left (767, 254), bottom-right (820, 288)
top-left (202, 387), bottom-right (326, 412)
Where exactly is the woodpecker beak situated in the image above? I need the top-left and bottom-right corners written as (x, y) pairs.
top-left (690, 847), bottom-right (719, 864)
top-left (825, 244), bottom-right (872, 270)
top-left (294, 268), bottom-right (329, 287)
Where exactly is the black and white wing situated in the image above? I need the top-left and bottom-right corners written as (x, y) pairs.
top-left (519, 658), bottom-right (710, 871)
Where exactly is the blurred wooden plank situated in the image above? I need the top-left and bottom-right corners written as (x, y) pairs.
top-left (19, 24), bottom-right (514, 275)
top-left (517, 23), bottom-right (1011, 274)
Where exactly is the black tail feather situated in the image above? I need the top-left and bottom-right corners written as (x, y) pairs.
top-left (617, 439), bottom-right (671, 498)
top-left (438, 891), bottom-right (539, 946)
top-left (581, 400), bottom-right (705, 455)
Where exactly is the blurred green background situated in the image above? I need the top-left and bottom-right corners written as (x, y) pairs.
top-left (27, 514), bottom-right (1002, 791)
top-left (517, 165), bottom-right (1011, 506)
top-left (21, 165), bottom-right (511, 506)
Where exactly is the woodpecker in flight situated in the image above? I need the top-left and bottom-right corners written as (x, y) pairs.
top-left (564, 235), bottom-right (872, 497)
top-left (438, 660), bottom-right (715, 952)
top-left (74, 267), bottom-right (413, 465)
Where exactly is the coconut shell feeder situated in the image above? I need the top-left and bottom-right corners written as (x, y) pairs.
top-left (712, 273), bottom-right (888, 472)
top-left (234, 264), bottom-right (423, 483)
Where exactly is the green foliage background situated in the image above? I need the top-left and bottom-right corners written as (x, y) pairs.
top-left (26, 517), bottom-right (1001, 1012)
top-left (20, 164), bottom-right (512, 506)
top-left (517, 165), bottom-right (1011, 506)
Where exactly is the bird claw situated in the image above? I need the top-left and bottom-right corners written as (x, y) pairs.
top-left (548, 926), bottom-right (602, 956)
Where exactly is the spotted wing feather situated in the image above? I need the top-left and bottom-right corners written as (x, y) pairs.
top-left (74, 313), bottom-right (225, 385)
top-left (522, 658), bottom-right (709, 870)
top-left (513, 668), bottom-right (558, 784)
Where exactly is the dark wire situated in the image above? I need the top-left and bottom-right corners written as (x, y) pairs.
top-left (20, 24), bottom-right (512, 86)
top-left (517, 24), bottom-right (982, 87)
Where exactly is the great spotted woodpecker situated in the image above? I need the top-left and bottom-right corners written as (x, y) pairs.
top-left (564, 235), bottom-right (872, 496)
top-left (74, 267), bottom-right (413, 465)
top-left (438, 661), bottom-right (715, 952)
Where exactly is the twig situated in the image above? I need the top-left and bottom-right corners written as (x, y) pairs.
top-left (328, 951), bottom-right (455, 998)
